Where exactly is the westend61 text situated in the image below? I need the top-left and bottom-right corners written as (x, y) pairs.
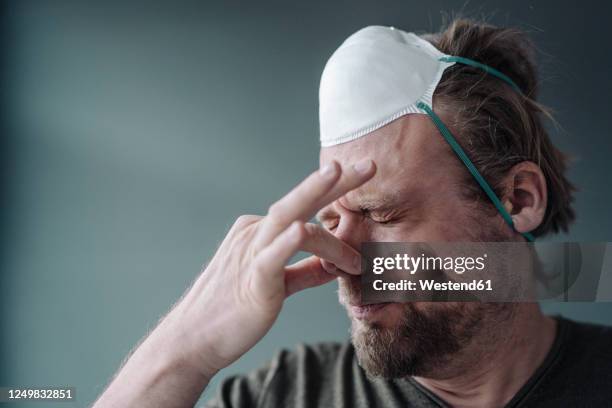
top-left (372, 279), bottom-right (493, 292)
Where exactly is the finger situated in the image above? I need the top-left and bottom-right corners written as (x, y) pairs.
top-left (301, 223), bottom-right (361, 275)
top-left (254, 161), bottom-right (341, 249)
top-left (255, 159), bottom-right (376, 249)
top-left (317, 160), bottom-right (376, 209)
top-left (249, 221), bottom-right (306, 304)
top-left (284, 256), bottom-right (337, 297)
top-left (228, 214), bottom-right (263, 234)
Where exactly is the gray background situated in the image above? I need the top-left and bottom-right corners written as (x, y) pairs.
top-left (1, 0), bottom-right (611, 406)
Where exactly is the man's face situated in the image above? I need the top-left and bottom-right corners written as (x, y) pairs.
top-left (319, 114), bottom-right (514, 379)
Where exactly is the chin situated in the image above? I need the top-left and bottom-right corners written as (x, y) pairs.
top-left (348, 300), bottom-right (517, 379)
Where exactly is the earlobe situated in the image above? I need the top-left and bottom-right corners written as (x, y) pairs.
top-left (504, 162), bottom-right (548, 234)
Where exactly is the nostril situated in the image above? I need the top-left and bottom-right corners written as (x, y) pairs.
top-left (320, 259), bottom-right (337, 273)
top-left (320, 259), bottom-right (353, 279)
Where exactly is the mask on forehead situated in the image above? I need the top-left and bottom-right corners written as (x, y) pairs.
top-left (318, 25), bottom-right (534, 241)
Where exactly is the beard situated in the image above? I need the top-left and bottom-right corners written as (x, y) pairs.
top-left (338, 202), bottom-right (519, 379)
top-left (339, 275), bottom-right (515, 379)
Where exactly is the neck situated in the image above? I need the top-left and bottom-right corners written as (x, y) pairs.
top-left (414, 304), bottom-right (557, 408)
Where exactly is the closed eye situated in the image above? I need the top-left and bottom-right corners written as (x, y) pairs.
top-left (361, 208), bottom-right (394, 225)
top-left (373, 218), bottom-right (393, 225)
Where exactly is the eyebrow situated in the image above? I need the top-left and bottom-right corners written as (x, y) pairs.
top-left (352, 191), bottom-right (402, 211)
top-left (315, 192), bottom-right (402, 222)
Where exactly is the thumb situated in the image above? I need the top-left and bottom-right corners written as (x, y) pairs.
top-left (284, 256), bottom-right (336, 297)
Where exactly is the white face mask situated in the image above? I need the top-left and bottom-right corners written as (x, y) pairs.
top-left (318, 25), bottom-right (533, 241)
top-left (319, 26), bottom-right (453, 147)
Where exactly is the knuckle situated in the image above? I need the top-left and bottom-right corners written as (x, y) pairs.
top-left (267, 201), bottom-right (284, 218)
top-left (234, 214), bottom-right (259, 229)
top-left (305, 223), bottom-right (324, 241)
top-left (292, 223), bottom-right (307, 244)
top-left (266, 207), bottom-right (289, 228)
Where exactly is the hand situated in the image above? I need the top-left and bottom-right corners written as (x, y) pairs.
top-left (163, 159), bottom-right (376, 379)
top-left (94, 159), bottom-right (376, 407)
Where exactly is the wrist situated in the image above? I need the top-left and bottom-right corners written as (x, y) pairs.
top-left (95, 324), bottom-right (212, 408)
top-left (153, 305), bottom-right (221, 382)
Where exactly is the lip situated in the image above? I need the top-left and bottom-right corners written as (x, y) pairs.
top-left (350, 302), bottom-right (391, 320)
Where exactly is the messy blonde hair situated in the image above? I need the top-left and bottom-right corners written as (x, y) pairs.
top-left (423, 18), bottom-right (575, 237)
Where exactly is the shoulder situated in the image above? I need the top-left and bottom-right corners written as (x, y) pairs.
top-left (559, 317), bottom-right (612, 361)
top-left (204, 341), bottom-right (356, 407)
top-left (275, 341), bottom-right (354, 369)
top-left (524, 317), bottom-right (612, 406)
top-left (263, 340), bottom-right (358, 393)
top-left (558, 317), bottom-right (612, 374)
top-left (565, 317), bottom-right (612, 339)
top-left (550, 317), bottom-right (612, 377)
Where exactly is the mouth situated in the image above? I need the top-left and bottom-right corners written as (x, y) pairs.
top-left (350, 302), bottom-right (392, 320)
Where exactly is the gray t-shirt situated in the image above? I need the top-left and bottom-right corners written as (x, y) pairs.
top-left (204, 317), bottom-right (612, 407)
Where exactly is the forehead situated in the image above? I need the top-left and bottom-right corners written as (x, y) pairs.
top-left (319, 114), bottom-right (458, 209)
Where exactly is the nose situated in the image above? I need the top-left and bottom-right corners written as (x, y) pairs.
top-left (333, 207), bottom-right (367, 252)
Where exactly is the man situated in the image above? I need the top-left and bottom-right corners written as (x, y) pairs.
top-left (94, 18), bottom-right (612, 408)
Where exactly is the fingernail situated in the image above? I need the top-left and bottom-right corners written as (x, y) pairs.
top-left (353, 160), bottom-right (372, 174)
top-left (320, 163), bottom-right (337, 178)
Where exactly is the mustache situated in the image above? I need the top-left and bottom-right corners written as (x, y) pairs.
top-left (339, 275), bottom-right (362, 306)
top-left (321, 258), bottom-right (363, 305)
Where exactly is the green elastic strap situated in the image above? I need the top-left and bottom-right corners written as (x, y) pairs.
top-left (439, 56), bottom-right (522, 93)
top-left (416, 101), bottom-right (535, 242)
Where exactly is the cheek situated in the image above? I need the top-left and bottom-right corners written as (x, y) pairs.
top-left (367, 221), bottom-right (453, 242)
top-left (368, 226), bottom-right (405, 241)
top-left (369, 303), bottom-right (406, 328)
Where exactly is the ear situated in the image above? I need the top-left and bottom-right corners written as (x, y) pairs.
top-left (501, 161), bottom-right (547, 235)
